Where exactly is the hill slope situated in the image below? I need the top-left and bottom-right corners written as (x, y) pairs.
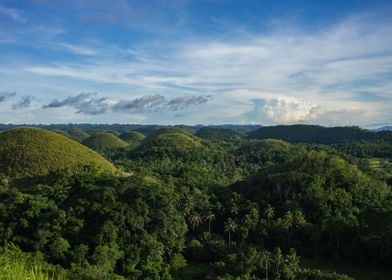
top-left (196, 127), bottom-right (245, 141)
top-left (141, 128), bottom-right (202, 150)
top-left (248, 125), bottom-right (392, 143)
top-left (0, 127), bottom-right (115, 178)
top-left (119, 131), bottom-right (145, 143)
top-left (82, 132), bottom-right (128, 150)
top-left (68, 128), bottom-right (89, 142)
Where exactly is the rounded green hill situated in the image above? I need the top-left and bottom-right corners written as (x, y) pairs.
top-left (196, 127), bottom-right (245, 141)
top-left (119, 131), bottom-right (145, 143)
top-left (243, 139), bottom-right (291, 150)
top-left (236, 139), bottom-right (291, 164)
top-left (82, 132), bottom-right (128, 150)
top-left (141, 128), bottom-right (202, 150)
top-left (68, 128), bottom-right (89, 142)
top-left (0, 127), bottom-right (116, 178)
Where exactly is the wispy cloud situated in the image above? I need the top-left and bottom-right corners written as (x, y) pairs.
top-left (112, 95), bottom-right (167, 113)
top-left (166, 95), bottom-right (211, 110)
top-left (1, 6), bottom-right (391, 125)
top-left (13, 95), bottom-right (34, 109)
top-left (43, 93), bottom-right (211, 115)
top-left (55, 43), bottom-right (98, 56)
top-left (0, 6), bottom-right (25, 22)
top-left (0, 91), bottom-right (16, 103)
top-left (43, 93), bottom-right (110, 115)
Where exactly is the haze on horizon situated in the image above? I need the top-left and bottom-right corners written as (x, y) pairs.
top-left (0, 0), bottom-right (391, 127)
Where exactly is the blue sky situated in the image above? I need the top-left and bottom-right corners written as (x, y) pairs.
top-left (0, 0), bottom-right (391, 126)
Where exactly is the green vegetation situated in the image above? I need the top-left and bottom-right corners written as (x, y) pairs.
top-left (118, 131), bottom-right (145, 143)
top-left (67, 128), bottom-right (89, 142)
top-left (0, 170), bottom-right (186, 279)
top-left (0, 244), bottom-right (65, 280)
top-left (196, 127), bottom-right (245, 141)
top-left (82, 132), bottom-right (128, 151)
top-left (140, 128), bottom-right (202, 150)
top-left (248, 125), bottom-right (392, 144)
top-left (51, 129), bottom-right (70, 137)
top-left (0, 127), bottom-right (115, 178)
top-left (0, 124), bottom-right (391, 279)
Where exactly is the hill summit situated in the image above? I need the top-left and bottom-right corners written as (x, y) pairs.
top-left (82, 132), bottom-right (128, 151)
top-left (141, 128), bottom-right (202, 150)
top-left (0, 127), bottom-right (115, 178)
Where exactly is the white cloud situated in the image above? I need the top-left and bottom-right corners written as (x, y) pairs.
top-left (1, 12), bottom-right (391, 125)
top-left (55, 43), bottom-right (98, 56)
top-left (0, 6), bottom-right (25, 22)
top-left (241, 95), bottom-right (373, 126)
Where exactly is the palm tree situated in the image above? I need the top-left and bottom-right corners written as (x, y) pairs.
top-left (224, 218), bottom-right (237, 246)
top-left (206, 213), bottom-right (215, 234)
top-left (262, 251), bottom-right (272, 280)
top-left (274, 248), bottom-right (284, 279)
top-left (189, 213), bottom-right (202, 235)
top-left (279, 211), bottom-right (293, 247)
top-left (230, 204), bottom-right (240, 215)
top-left (183, 199), bottom-right (195, 217)
top-left (264, 204), bottom-right (275, 221)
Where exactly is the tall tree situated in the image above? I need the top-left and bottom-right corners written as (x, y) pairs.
top-left (224, 218), bottom-right (237, 246)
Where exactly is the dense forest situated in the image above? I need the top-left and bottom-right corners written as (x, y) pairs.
top-left (0, 124), bottom-right (391, 279)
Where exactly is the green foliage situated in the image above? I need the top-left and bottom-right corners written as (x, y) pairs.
top-left (82, 132), bottom-right (128, 151)
top-left (118, 131), bottom-right (145, 143)
top-left (0, 124), bottom-right (391, 279)
top-left (196, 127), bottom-right (245, 141)
top-left (0, 170), bottom-right (186, 279)
top-left (0, 244), bottom-right (65, 280)
top-left (141, 128), bottom-right (202, 150)
top-left (240, 150), bottom-right (390, 264)
top-left (67, 128), bottom-right (89, 142)
top-left (0, 128), bottom-right (115, 178)
top-left (248, 125), bottom-right (392, 144)
top-left (235, 139), bottom-right (292, 173)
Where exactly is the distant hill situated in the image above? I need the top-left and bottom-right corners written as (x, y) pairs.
top-left (140, 127), bottom-right (202, 150)
top-left (0, 123), bottom-right (261, 134)
top-left (196, 127), bottom-right (245, 141)
top-left (248, 124), bottom-right (392, 144)
top-left (236, 139), bottom-right (292, 165)
top-left (373, 126), bottom-right (392, 132)
top-left (51, 129), bottom-right (69, 137)
top-left (205, 124), bottom-right (261, 132)
top-left (0, 127), bottom-right (115, 178)
top-left (67, 128), bottom-right (89, 142)
top-left (82, 132), bottom-right (128, 151)
top-left (2, 123), bottom-right (390, 144)
top-left (119, 131), bottom-right (145, 143)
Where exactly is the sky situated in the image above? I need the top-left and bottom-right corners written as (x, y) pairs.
top-left (0, 0), bottom-right (391, 127)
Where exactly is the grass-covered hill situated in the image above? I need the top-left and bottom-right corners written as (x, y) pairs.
top-left (0, 127), bottom-right (115, 178)
top-left (196, 126), bottom-right (245, 141)
top-left (119, 131), bottom-right (145, 143)
top-left (140, 127), bottom-right (202, 150)
top-left (248, 124), bottom-right (392, 144)
top-left (51, 129), bottom-right (70, 137)
top-left (82, 132), bottom-right (128, 151)
top-left (67, 128), bottom-right (89, 142)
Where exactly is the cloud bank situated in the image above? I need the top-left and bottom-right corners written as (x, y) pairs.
top-left (43, 93), bottom-right (212, 115)
top-left (0, 2), bottom-right (390, 126)
top-left (43, 93), bottom-right (109, 115)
